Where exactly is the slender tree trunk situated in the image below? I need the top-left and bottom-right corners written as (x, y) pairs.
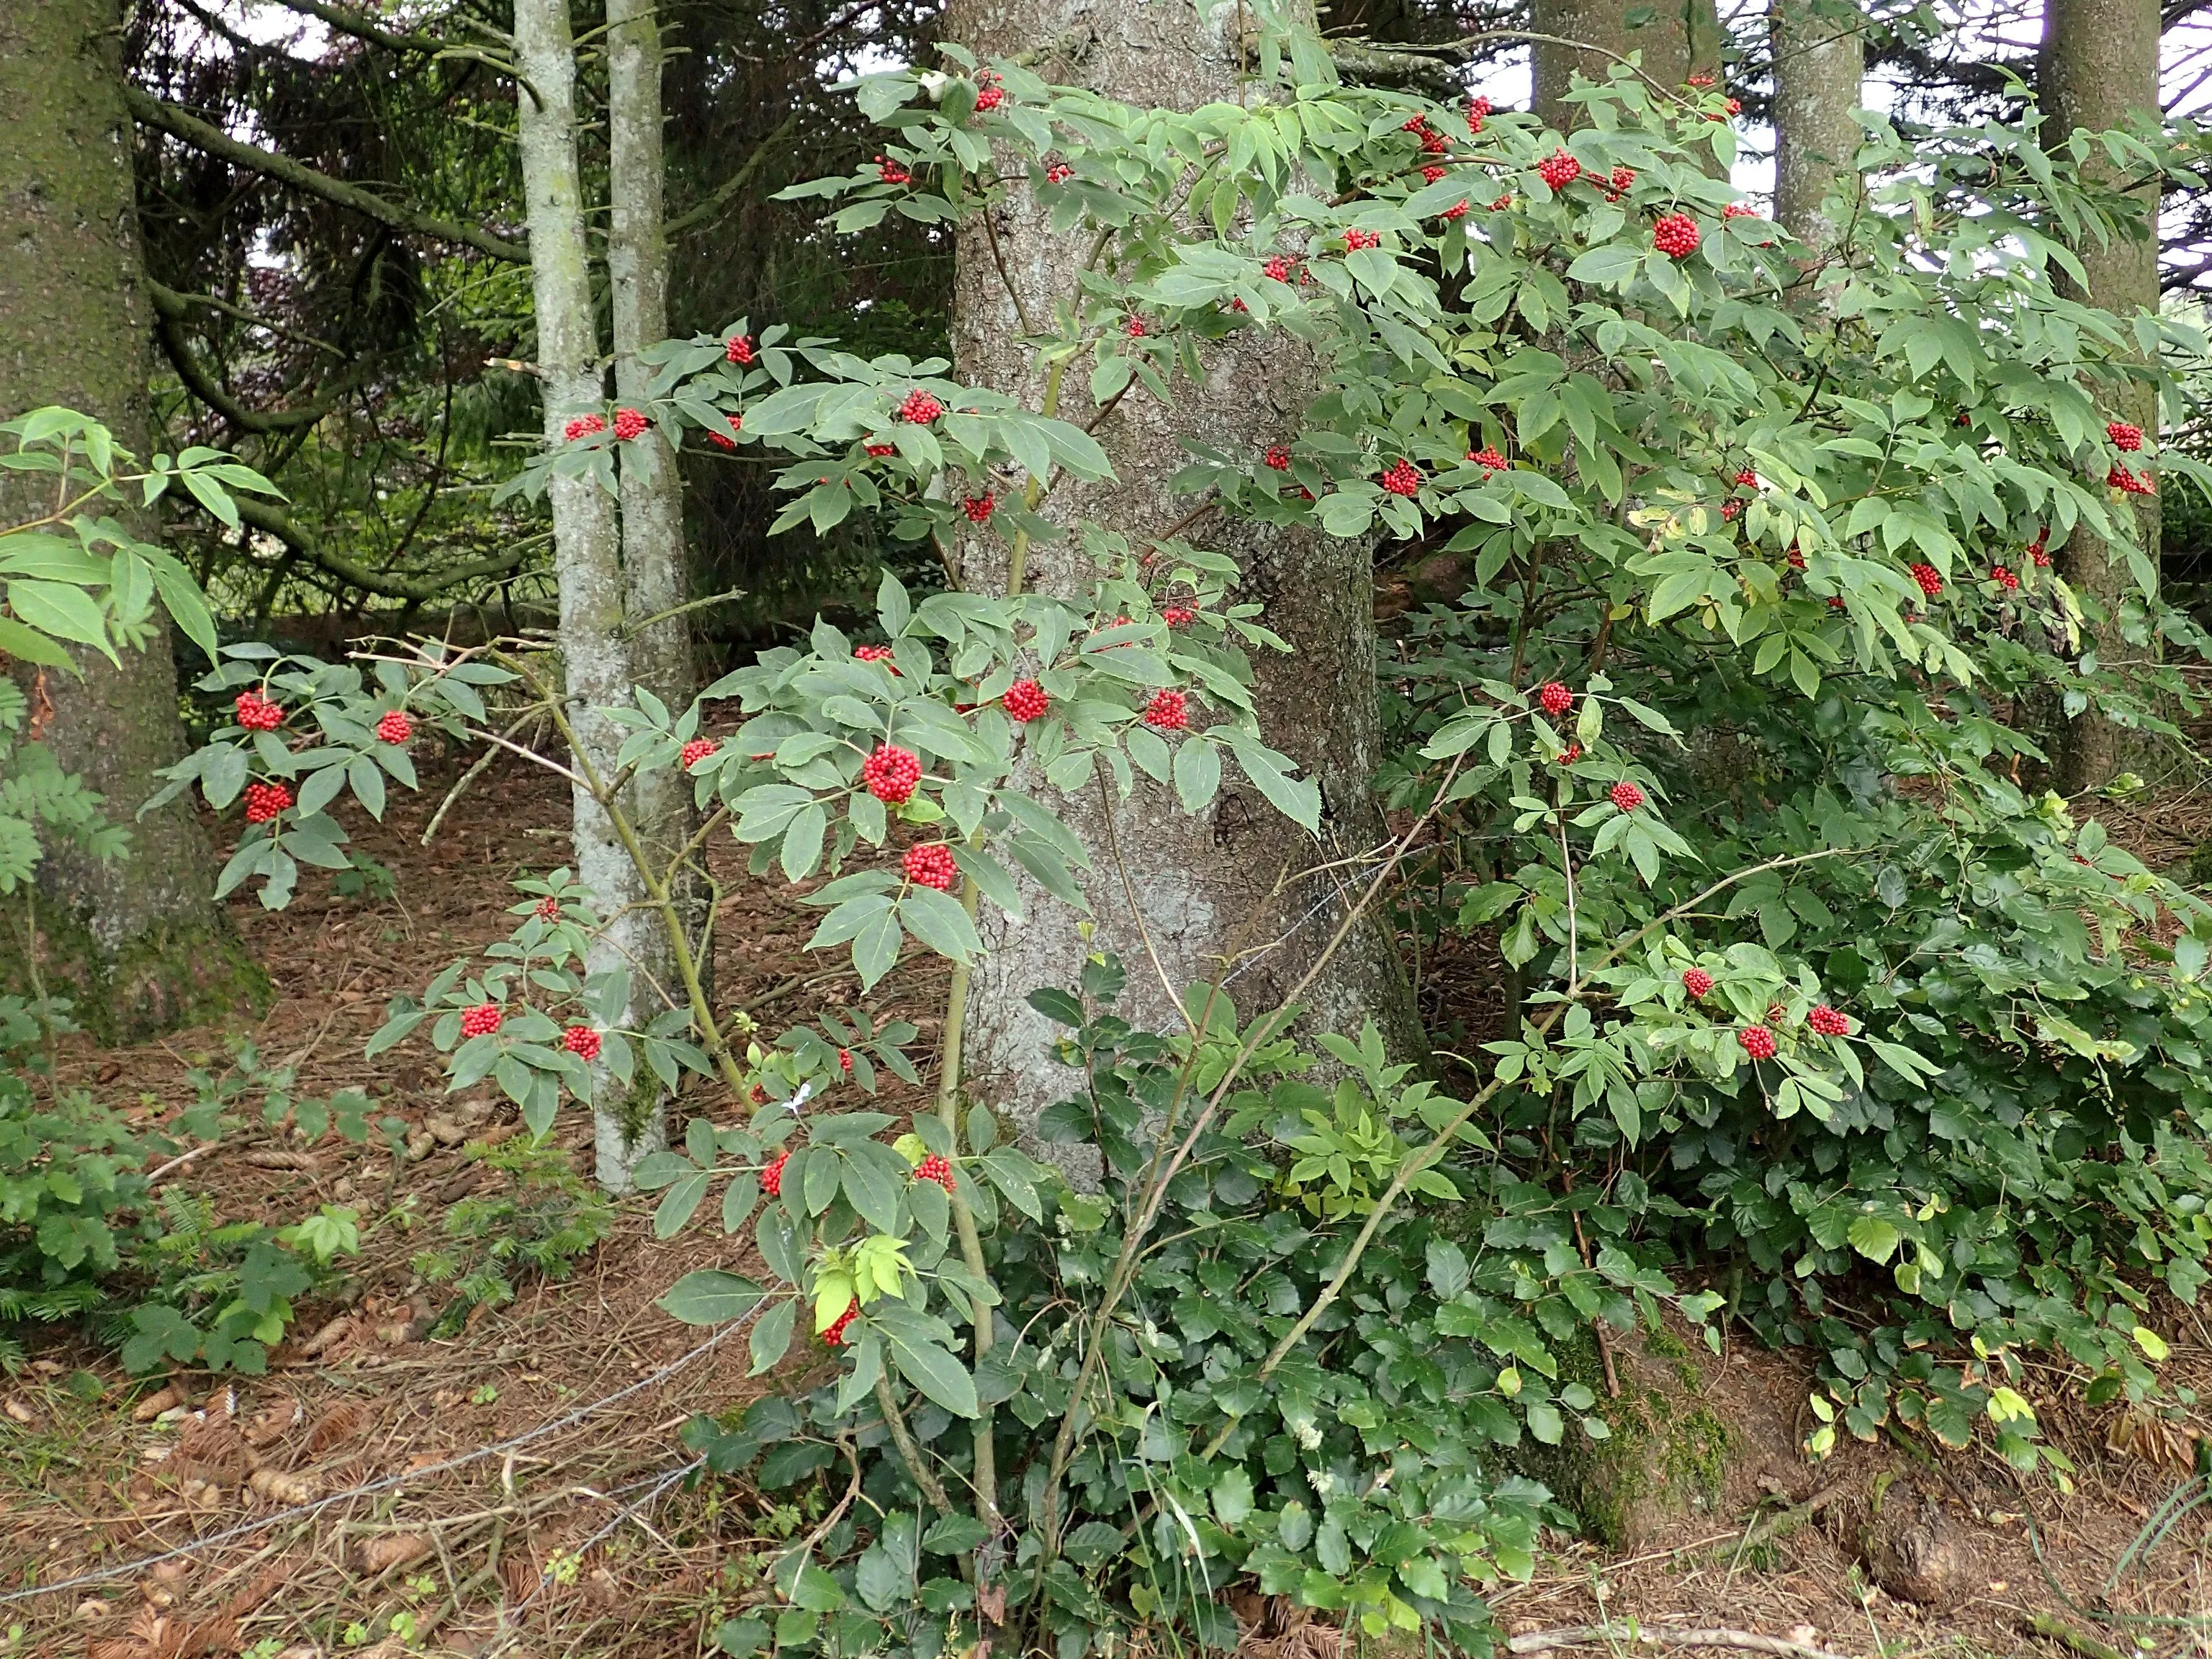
top-left (943, 1), bottom-right (1416, 1176)
top-left (1534, 0), bottom-right (1717, 131)
top-left (1770, 0), bottom-right (1864, 253)
top-left (2041, 0), bottom-right (2161, 792)
top-left (0, 0), bottom-right (263, 1039)
top-left (515, 0), bottom-right (668, 1190)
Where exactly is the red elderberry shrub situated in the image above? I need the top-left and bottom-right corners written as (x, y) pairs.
top-left (613, 408), bottom-right (649, 441)
top-left (1682, 968), bottom-right (1714, 998)
top-left (904, 842), bottom-right (957, 891)
top-left (1469, 446), bottom-right (1507, 472)
top-left (536, 894), bottom-right (562, 922)
top-left (2108, 421), bottom-right (2145, 451)
top-left (863, 743), bottom-right (922, 804)
top-left (1909, 562), bottom-right (1943, 598)
top-left (914, 1153), bottom-right (956, 1192)
top-left (963, 493), bottom-right (996, 522)
top-left (1537, 681), bottom-right (1573, 717)
top-left (1557, 742), bottom-right (1581, 765)
top-left (1144, 688), bottom-right (1189, 730)
top-left (1990, 565), bottom-right (2020, 591)
top-left (564, 1025), bottom-right (602, 1061)
top-left (563, 414), bottom-right (606, 441)
top-left (1653, 213), bottom-right (1701, 258)
top-left (1380, 459), bottom-right (1423, 496)
top-left (876, 156), bottom-right (911, 184)
top-left (1807, 1004), bottom-right (1851, 1037)
top-left (866, 442), bottom-right (897, 457)
top-left (1045, 163), bottom-right (1073, 184)
top-left (896, 389), bottom-right (943, 424)
top-left (1738, 1024), bottom-right (1778, 1061)
top-left (1536, 148), bottom-right (1581, 189)
top-left (459, 1003), bottom-right (503, 1039)
top-left (1163, 606), bottom-right (1196, 629)
top-left (1003, 678), bottom-right (1049, 722)
top-left (1344, 229), bottom-right (1380, 250)
top-left (243, 780), bottom-right (292, 824)
top-left (839, 1048), bottom-right (853, 1074)
top-left (1423, 163), bottom-right (1447, 184)
top-left (374, 710), bottom-right (413, 745)
top-left (822, 1300), bottom-right (860, 1346)
top-left (681, 737), bottom-right (721, 770)
top-left (762, 1150), bottom-right (788, 1197)
top-left (1609, 780), bottom-right (1645, 812)
top-left (726, 333), bottom-right (756, 365)
top-left (1262, 256), bottom-right (1293, 282)
top-left (235, 691), bottom-right (284, 732)
top-left (1264, 445), bottom-right (1292, 471)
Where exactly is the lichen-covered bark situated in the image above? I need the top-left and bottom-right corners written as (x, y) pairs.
top-left (516, 0), bottom-right (668, 1190)
top-left (0, 0), bottom-right (262, 1038)
top-left (1771, 0), bottom-right (1864, 253)
top-left (2040, 0), bottom-right (2160, 792)
top-left (1533, 0), bottom-right (1716, 132)
top-left (943, 0), bottom-right (1416, 1172)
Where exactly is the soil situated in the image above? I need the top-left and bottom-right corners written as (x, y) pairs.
top-left (4, 734), bottom-right (2212, 1658)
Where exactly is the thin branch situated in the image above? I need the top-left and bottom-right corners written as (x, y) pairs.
top-left (230, 495), bottom-right (534, 602)
top-left (148, 287), bottom-right (345, 434)
top-left (1506, 1626), bottom-right (1853, 1659)
top-left (262, 0), bottom-right (446, 53)
top-left (664, 116), bottom-right (801, 239)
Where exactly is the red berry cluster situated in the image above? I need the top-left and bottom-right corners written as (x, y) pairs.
top-left (865, 442), bottom-right (897, 457)
top-left (536, 895), bottom-right (562, 921)
top-left (1909, 562), bottom-right (1943, 598)
top-left (1537, 681), bottom-right (1573, 717)
top-left (2108, 463), bottom-right (2155, 496)
top-left (1652, 213), bottom-right (1700, 258)
top-left (459, 1003), bottom-right (502, 1039)
top-left (1344, 229), bottom-right (1381, 251)
top-left (1125, 316), bottom-right (1148, 338)
top-left (1423, 163), bottom-right (1448, 184)
top-left (1721, 500), bottom-right (1743, 522)
top-left (1827, 595), bottom-right (1847, 612)
top-left (1003, 679), bottom-right (1049, 722)
top-left (1465, 95), bottom-right (1491, 133)
top-left (1990, 565), bottom-right (2020, 591)
top-left (1600, 165), bottom-right (1635, 202)
top-left (1609, 780), bottom-right (1645, 812)
top-left (822, 1299), bottom-right (860, 1345)
top-left (613, 408), bottom-right (649, 441)
top-left (1490, 192), bottom-right (1515, 212)
top-left (1537, 149), bottom-right (1581, 189)
top-left (374, 709), bottom-right (412, 745)
top-left (839, 1048), bottom-right (854, 1074)
top-left (855, 644), bottom-right (899, 673)
top-left (1045, 163), bottom-right (1073, 184)
top-left (235, 690), bottom-right (284, 731)
top-left (1228, 297), bottom-right (1249, 313)
top-left (2026, 532), bottom-right (2049, 568)
top-left (564, 1024), bottom-right (602, 1060)
top-left (243, 780), bottom-right (292, 824)
top-left (876, 156), bottom-right (911, 184)
top-left (706, 413), bottom-right (744, 451)
top-left (1380, 459), bottom-right (1423, 497)
top-left (1722, 202), bottom-right (1757, 221)
top-left (1262, 256), bottom-right (1294, 282)
top-left (1738, 1024), bottom-right (1777, 1060)
top-left (1264, 445), bottom-right (1292, 471)
top-left (563, 414), bottom-right (606, 441)
top-left (1144, 688), bottom-right (1189, 730)
top-left (914, 1153), bottom-right (956, 1192)
top-left (1807, 1004), bottom-right (1851, 1037)
top-left (974, 84), bottom-right (1004, 113)
top-left (1682, 968), bottom-right (1714, 998)
top-left (1468, 446), bottom-right (1507, 472)
top-left (1162, 606), bottom-right (1195, 629)
top-left (1733, 469), bottom-right (1758, 488)
top-left (1688, 72), bottom-right (1716, 88)
top-left (963, 493), bottom-right (997, 522)
top-left (2108, 420), bottom-right (2144, 451)
top-left (863, 743), bottom-right (922, 804)
top-left (1439, 200), bottom-right (1468, 221)
top-left (896, 390), bottom-right (943, 424)
top-left (681, 737), bottom-right (720, 770)
top-left (905, 842), bottom-right (956, 891)
top-left (762, 1150), bottom-right (788, 1197)
top-left (1786, 544), bottom-right (1807, 572)
top-left (726, 333), bottom-right (756, 365)
top-left (1557, 742), bottom-right (1581, 765)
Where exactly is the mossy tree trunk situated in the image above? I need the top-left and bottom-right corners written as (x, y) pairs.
top-left (2041, 0), bottom-right (2162, 793)
top-left (1771, 0), bottom-right (1864, 254)
top-left (0, 0), bottom-right (264, 1039)
top-left (943, 1), bottom-right (1416, 1169)
top-left (1533, 0), bottom-right (1719, 131)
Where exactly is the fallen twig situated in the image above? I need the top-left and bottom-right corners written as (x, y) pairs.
top-left (1506, 1624), bottom-right (1853, 1659)
top-left (2015, 1611), bottom-right (2129, 1659)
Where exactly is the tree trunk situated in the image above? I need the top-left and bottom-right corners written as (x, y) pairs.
top-left (942, 2), bottom-right (1416, 1175)
top-left (1771, 0), bottom-right (1864, 253)
top-left (1534, 0), bottom-right (1717, 131)
top-left (0, 0), bottom-right (264, 1039)
top-left (2040, 0), bottom-right (2161, 793)
top-left (515, 0), bottom-right (669, 1190)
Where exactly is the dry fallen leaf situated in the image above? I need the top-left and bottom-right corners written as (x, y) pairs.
top-left (3, 1395), bottom-right (41, 1426)
top-left (355, 1534), bottom-right (430, 1575)
top-left (243, 1148), bottom-right (319, 1171)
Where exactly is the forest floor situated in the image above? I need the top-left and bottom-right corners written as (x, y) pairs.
top-left (4, 736), bottom-right (2212, 1659)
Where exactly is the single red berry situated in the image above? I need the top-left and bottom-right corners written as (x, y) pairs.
top-left (234, 691), bottom-right (284, 732)
top-left (1344, 229), bottom-right (1381, 250)
top-left (1609, 780), bottom-right (1645, 812)
top-left (1537, 681), bottom-right (1573, 718)
top-left (838, 1048), bottom-right (853, 1074)
top-left (1003, 679), bottom-right (1049, 722)
top-left (1470, 446), bottom-right (1507, 472)
top-left (563, 413), bottom-right (606, 441)
top-left (974, 84), bottom-right (1004, 112)
top-left (563, 1024), bottom-right (602, 1060)
top-left (1653, 213), bottom-right (1701, 258)
top-left (1723, 202), bottom-right (1758, 221)
top-left (1808, 1004), bottom-right (1851, 1038)
top-left (2108, 420), bottom-right (2144, 451)
top-left (459, 1003), bottom-right (503, 1039)
top-left (1380, 459), bottom-right (1423, 497)
top-left (1264, 445), bottom-right (1293, 471)
top-left (1045, 162), bottom-right (1073, 184)
top-left (243, 780), bottom-right (292, 824)
top-left (726, 333), bottom-right (756, 365)
top-left (762, 1150), bottom-right (788, 1197)
top-left (681, 737), bottom-right (721, 770)
top-left (1557, 742), bottom-right (1581, 765)
top-left (1536, 148), bottom-right (1581, 190)
top-left (1682, 968), bottom-right (1714, 999)
top-left (1263, 256), bottom-right (1293, 282)
top-left (536, 895), bottom-right (561, 922)
top-left (854, 644), bottom-right (900, 675)
top-left (876, 156), bottom-right (911, 184)
top-left (914, 1152), bottom-right (956, 1192)
top-left (613, 408), bottom-right (649, 441)
top-left (1144, 688), bottom-right (1189, 730)
top-left (963, 493), bottom-right (996, 522)
top-left (1490, 193), bottom-right (1515, 211)
top-left (862, 743), bottom-right (923, 804)
top-left (1909, 562), bottom-right (1943, 598)
top-left (1423, 163), bottom-right (1447, 184)
top-left (904, 842), bottom-right (957, 891)
top-left (896, 390), bottom-right (944, 424)
top-left (1738, 1025), bottom-right (1778, 1061)
top-left (822, 1298), bottom-right (860, 1346)
top-left (1990, 565), bottom-right (2019, 591)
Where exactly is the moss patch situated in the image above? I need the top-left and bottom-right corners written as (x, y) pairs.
top-left (0, 904), bottom-right (268, 1042)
